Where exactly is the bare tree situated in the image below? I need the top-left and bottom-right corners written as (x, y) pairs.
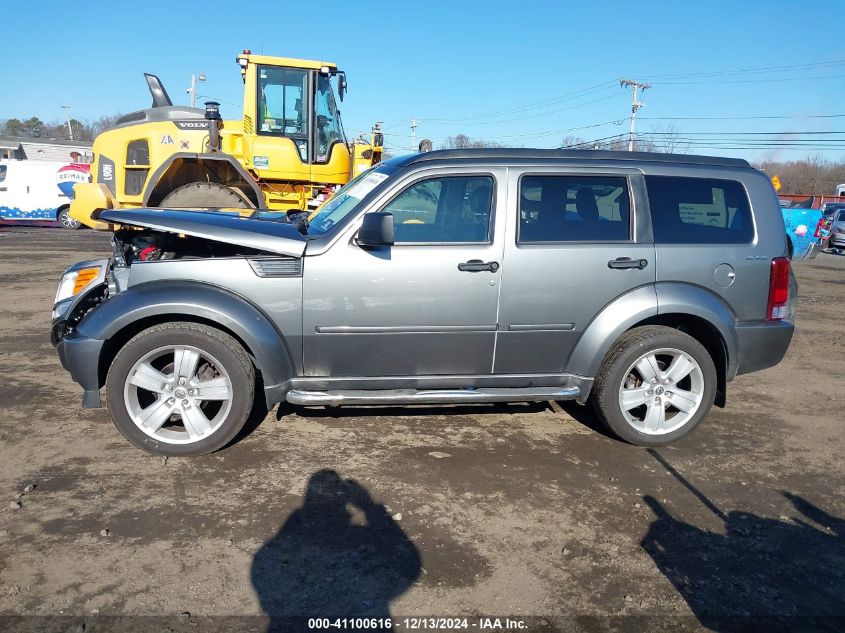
top-left (560, 135), bottom-right (585, 148)
top-left (646, 123), bottom-right (691, 154)
top-left (793, 154), bottom-right (828, 193)
top-left (440, 134), bottom-right (507, 149)
top-left (756, 156), bottom-right (845, 194)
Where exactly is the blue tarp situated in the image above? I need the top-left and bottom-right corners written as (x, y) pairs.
top-left (781, 207), bottom-right (822, 258)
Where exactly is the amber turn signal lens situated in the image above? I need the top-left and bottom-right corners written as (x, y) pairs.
top-left (72, 268), bottom-right (100, 294)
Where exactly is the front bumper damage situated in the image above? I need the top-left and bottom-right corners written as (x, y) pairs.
top-left (55, 331), bottom-right (106, 408)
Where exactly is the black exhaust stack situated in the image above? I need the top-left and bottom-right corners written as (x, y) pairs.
top-left (144, 73), bottom-right (173, 108)
top-left (205, 101), bottom-right (222, 152)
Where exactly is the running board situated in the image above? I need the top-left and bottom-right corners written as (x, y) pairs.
top-left (286, 386), bottom-right (580, 406)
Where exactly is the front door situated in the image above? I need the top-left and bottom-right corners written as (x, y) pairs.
top-left (302, 169), bottom-right (505, 377)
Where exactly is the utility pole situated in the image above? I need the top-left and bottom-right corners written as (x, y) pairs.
top-left (620, 79), bottom-right (650, 151)
top-left (410, 117), bottom-right (417, 152)
top-left (187, 73), bottom-right (206, 108)
top-left (61, 105), bottom-right (74, 141)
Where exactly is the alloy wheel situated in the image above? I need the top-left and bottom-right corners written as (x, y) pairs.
top-left (617, 347), bottom-right (705, 435)
top-left (123, 345), bottom-right (233, 444)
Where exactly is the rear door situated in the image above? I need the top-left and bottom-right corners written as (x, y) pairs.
top-left (494, 167), bottom-right (656, 374)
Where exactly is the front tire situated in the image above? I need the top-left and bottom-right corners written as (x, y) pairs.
top-left (57, 207), bottom-right (81, 230)
top-left (159, 182), bottom-right (254, 209)
top-left (591, 326), bottom-right (717, 446)
top-left (106, 322), bottom-right (255, 456)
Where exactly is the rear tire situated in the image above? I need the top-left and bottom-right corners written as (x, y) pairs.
top-left (57, 207), bottom-right (81, 230)
top-left (591, 326), bottom-right (717, 446)
top-left (159, 182), bottom-right (254, 209)
top-left (106, 322), bottom-right (255, 456)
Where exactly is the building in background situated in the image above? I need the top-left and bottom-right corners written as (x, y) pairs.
top-left (0, 136), bottom-right (93, 162)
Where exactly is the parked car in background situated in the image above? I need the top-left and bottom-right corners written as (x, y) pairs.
top-left (827, 209), bottom-right (845, 250)
top-left (51, 149), bottom-right (795, 455)
top-left (0, 160), bottom-right (90, 228)
top-left (821, 202), bottom-right (845, 217)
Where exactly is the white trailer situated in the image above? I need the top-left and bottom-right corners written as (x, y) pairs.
top-left (0, 160), bottom-right (90, 228)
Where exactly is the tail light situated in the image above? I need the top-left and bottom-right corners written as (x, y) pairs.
top-left (766, 257), bottom-right (791, 321)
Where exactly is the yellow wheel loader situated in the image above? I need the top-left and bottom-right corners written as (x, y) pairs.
top-left (71, 51), bottom-right (383, 229)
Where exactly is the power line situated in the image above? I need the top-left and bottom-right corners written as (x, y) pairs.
top-left (638, 113), bottom-right (845, 121)
top-left (644, 130), bottom-right (845, 135)
top-left (426, 91), bottom-right (621, 126)
top-left (478, 119), bottom-right (626, 140)
top-left (650, 73), bottom-right (845, 85)
top-left (374, 56), bottom-right (845, 148)
top-left (640, 57), bottom-right (845, 81)
top-left (567, 133), bottom-right (630, 149)
top-left (421, 81), bottom-right (618, 123)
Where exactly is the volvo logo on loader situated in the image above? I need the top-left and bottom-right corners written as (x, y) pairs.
top-left (174, 121), bottom-right (210, 130)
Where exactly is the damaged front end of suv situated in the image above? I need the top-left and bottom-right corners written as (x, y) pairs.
top-left (51, 208), bottom-right (308, 411)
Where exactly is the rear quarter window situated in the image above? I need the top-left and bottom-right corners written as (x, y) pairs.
top-left (645, 176), bottom-right (754, 244)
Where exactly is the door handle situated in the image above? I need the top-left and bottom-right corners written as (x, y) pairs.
top-left (608, 257), bottom-right (648, 270)
top-left (0, 187), bottom-right (6, 191)
top-left (458, 259), bottom-right (500, 273)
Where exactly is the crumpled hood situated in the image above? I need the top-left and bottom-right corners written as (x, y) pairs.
top-left (98, 208), bottom-right (307, 257)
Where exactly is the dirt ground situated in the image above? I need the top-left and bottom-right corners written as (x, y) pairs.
top-left (0, 227), bottom-right (842, 632)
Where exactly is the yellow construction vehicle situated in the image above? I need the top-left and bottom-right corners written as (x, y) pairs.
top-left (71, 50), bottom-right (383, 229)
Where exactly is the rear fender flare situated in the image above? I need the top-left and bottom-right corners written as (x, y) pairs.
top-left (565, 285), bottom-right (659, 383)
top-left (565, 283), bottom-right (740, 394)
top-left (654, 282), bottom-right (740, 378)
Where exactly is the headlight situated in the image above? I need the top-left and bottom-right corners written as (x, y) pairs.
top-left (834, 226), bottom-right (845, 234)
top-left (54, 265), bottom-right (104, 304)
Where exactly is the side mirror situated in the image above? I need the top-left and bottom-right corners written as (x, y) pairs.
top-left (357, 212), bottom-right (394, 246)
top-left (338, 72), bottom-right (347, 102)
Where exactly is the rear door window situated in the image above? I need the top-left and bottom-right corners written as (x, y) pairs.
top-left (518, 175), bottom-right (631, 242)
top-left (0, 164), bottom-right (6, 184)
top-left (646, 176), bottom-right (754, 244)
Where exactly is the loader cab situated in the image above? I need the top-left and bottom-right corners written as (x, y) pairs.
top-left (237, 51), bottom-right (351, 185)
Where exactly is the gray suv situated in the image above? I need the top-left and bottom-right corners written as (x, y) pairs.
top-left (51, 149), bottom-right (795, 455)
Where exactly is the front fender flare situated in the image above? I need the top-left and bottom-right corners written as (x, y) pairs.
top-left (76, 281), bottom-right (294, 399)
top-left (142, 152), bottom-right (264, 207)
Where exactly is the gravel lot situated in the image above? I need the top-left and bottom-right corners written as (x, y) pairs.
top-left (0, 227), bottom-right (842, 631)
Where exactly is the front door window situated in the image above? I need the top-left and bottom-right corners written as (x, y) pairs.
top-left (382, 175), bottom-right (494, 243)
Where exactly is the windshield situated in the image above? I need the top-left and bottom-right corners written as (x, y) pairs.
top-left (307, 166), bottom-right (394, 236)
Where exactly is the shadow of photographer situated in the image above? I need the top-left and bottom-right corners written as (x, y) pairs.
top-left (641, 451), bottom-right (844, 632)
top-left (251, 469), bottom-right (421, 631)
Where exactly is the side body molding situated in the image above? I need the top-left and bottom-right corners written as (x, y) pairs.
top-left (76, 281), bottom-right (295, 404)
top-left (565, 284), bottom-right (659, 381)
top-left (654, 282), bottom-right (740, 379)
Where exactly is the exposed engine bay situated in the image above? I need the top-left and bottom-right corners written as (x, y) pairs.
top-left (112, 228), bottom-right (274, 265)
